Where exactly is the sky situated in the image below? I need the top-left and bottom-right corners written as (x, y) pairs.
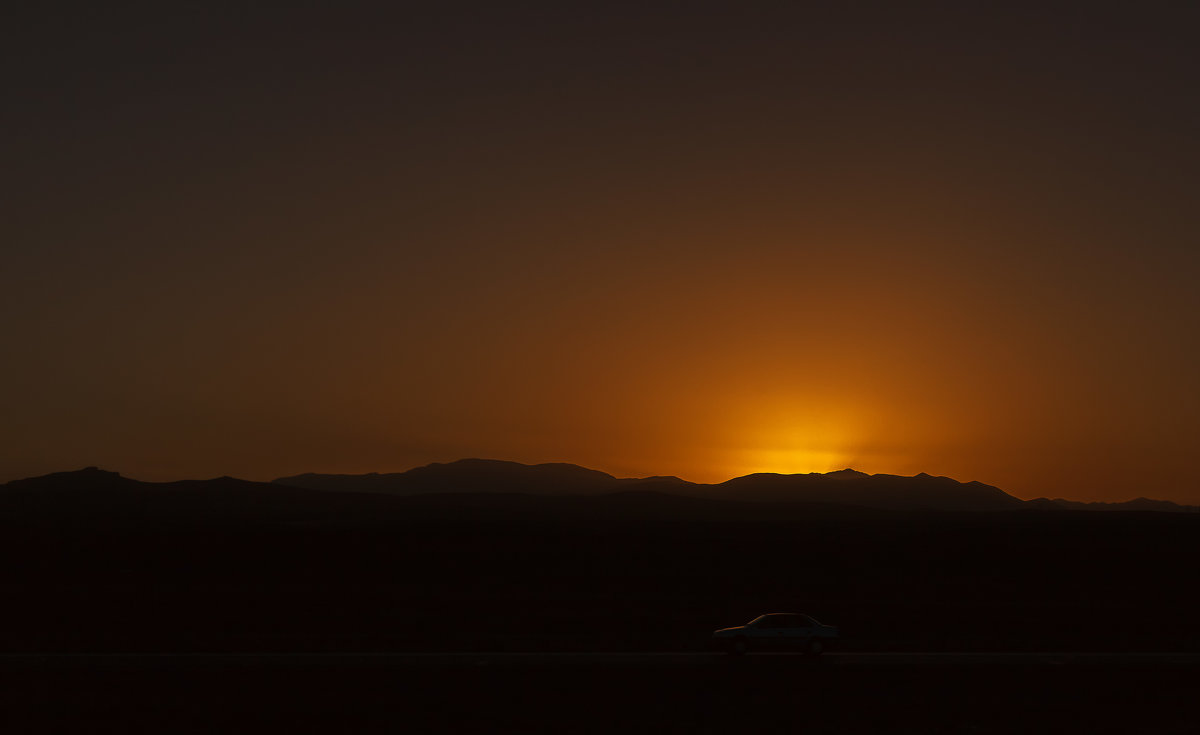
top-left (4, 2), bottom-right (1199, 502)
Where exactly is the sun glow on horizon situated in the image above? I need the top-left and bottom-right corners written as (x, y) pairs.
top-left (712, 399), bottom-right (871, 481)
top-left (733, 447), bottom-right (852, 478)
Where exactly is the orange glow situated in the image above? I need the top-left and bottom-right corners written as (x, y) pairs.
top-left (709, 397), bottom-right (865, 480)
top-left (5, 4), bottom-right (1199, 507)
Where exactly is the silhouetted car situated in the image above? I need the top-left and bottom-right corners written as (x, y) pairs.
top-left (712, 613), bottom-right (839, 655)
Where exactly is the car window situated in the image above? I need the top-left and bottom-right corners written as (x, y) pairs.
top-left (749, 613), bottom-right (815, 628)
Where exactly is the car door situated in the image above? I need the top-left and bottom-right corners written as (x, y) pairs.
top-left (764, 615), bottom-right (800, 650)
top-left (792, 615), bottom-right (816, 649)
top-left (749, 615), bottom-right (785, 649)
top-left (777, 615), bottom-right (811, 650)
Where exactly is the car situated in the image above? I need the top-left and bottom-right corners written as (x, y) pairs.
top-left (712, 613), bottom-right (839, 655)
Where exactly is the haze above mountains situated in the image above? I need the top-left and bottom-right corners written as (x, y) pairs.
top-left (2, 459), bottom-right (1194, 523)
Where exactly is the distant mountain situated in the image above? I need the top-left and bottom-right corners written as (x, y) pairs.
top-left (705, 470), bottom-right (1024, 511)
top-left (275, 459), bottom-right (1023, 511)
top-left (1026, 497), bottom-right (1199, 513)
top-left (0, 466), bottom-right (881, 524)
top-left (5, 461), bottom-right (1194, 524)
top-left (274, 458), bottom-right (672, 496)
top-left (0, 466), bottom-right (398, 524)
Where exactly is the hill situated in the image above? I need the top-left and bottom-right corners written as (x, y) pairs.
top-left (0, 466), bottom-right (394, 524)
top-left (0, 466), bottom-right (877, 524)
top-left (1026, 497), bottom-right (1198, 512)
top-left (5, 461), bottom-right (1195, 520)
top-left (274, 458), bottom-right (627, 496)
top-left (706, 469), bottom-right (1023, 511)
top-left (275, 459), bottom-right (1024, 511)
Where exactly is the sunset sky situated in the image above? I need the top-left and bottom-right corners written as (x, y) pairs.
top-left (5, 2), bottom-right (1199, 502)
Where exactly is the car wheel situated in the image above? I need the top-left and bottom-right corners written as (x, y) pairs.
top-left (728, 637), bottom-right (748, 655)
top-left (805, 639), bottom-right (824, 656)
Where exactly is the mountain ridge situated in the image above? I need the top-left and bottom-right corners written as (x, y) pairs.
top-left (272, 459), bottom-right (1198, 512)
top-left (4, 460), bottom-right (1197, 515)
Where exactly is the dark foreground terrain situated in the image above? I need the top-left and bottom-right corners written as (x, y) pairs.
top-left (4, 470), bottom-right (1200, 731)
top-left (3, 510), bottom-right (1199, 653)
top-left (5, 653), bottom-right (1197, 733)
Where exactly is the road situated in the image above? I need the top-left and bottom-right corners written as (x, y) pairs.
top-left (3, 650), bottom-right (1200, 669)
top-left (3, 651), bottom-right (1197, 733)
